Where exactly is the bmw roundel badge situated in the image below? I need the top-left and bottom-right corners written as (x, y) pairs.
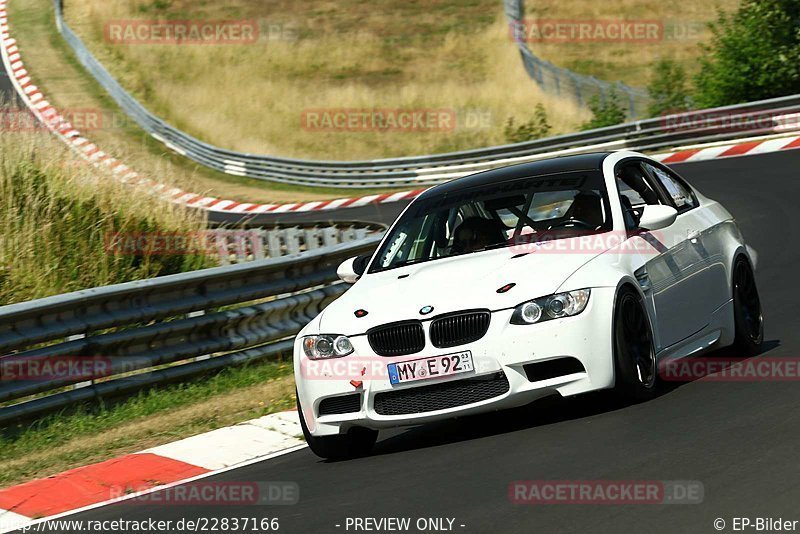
top-left (419, 305), bottom-right (434, 315)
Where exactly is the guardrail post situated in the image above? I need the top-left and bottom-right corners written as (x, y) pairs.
top-left (339, 226), bottom-right (356, 243)
top-left (283, 227), bottom-right (301, 255)
top-left (212, 230), bottom-right (231, 266)
top-left (322, 227), bottom-right (338, 247)
top-left (304, 227), bottom-right (320, 250)
top-left (252, 229), bottom-right (267, 261)
top-left (266, 229), bottom-right (283, 257)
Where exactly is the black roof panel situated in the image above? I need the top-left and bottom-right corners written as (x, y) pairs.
top-left (419, 152), bottom-right (611, 198)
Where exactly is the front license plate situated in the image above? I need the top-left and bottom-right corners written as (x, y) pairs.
top-left (387, 351), bottom-right (474, 385)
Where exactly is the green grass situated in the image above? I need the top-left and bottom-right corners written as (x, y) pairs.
top-left (0, 128), bottom-right (214, 305)
top-left (0, 359), bottom-right (296, 487)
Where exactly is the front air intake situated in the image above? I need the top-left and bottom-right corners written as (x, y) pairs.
top-left (318, 393), bottom-right (362, 416)
top-left (523, 357), bottom-right (585, 382)
top-left (429, 310), bottom-right (491, 348)
top-left (367, 320), bottom-right (425, 356)
top-left (373, 372), bottom-right (510, 415)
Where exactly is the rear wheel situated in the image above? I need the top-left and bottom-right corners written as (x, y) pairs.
top-left (732, 257), bottom-right (763, 355)
top-left (297, 391), bottom-right (378, 460)
top-left (613, 287), bottom-right (658, 401)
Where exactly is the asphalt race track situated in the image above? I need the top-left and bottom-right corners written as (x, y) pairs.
top-left (32, 149), bottom-right (796, 533)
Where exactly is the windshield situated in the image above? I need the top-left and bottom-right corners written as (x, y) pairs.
top-left (369, 170), bottom-right (612, 273)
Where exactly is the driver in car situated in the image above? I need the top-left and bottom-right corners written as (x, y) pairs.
top-left (452, 217), bottom-right (508, 253)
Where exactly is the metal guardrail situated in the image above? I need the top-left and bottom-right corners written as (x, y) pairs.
top-left (0, 237), bottom-right (381, 425)
top-left (194, 226), bottom-right (382, 264)
top-left (504, 0), bottom-right (649, 117)
top-left (53, 0), bottom-right (800, 188)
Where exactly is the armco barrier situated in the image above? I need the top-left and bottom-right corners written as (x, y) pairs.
top-left (504, 0), bottom-right (649, 116)
top-left (43, 0), bottom-right (800, 188)
top-left (0, 236), bottom-right (381, 425)
top-left (201, 225), bottom-right (383, 264)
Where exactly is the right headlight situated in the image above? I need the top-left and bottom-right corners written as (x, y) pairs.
top-left (302, 334), bottom-right (354, 359)
top-left (510, 289), bottom-right (591, 325)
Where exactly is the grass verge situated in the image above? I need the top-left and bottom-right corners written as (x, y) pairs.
top-left (520, 0), bottom-right (739, 85)
top-left (0, 128), bottom-right (213, 305)
top-left (8, 0), bottom-right (390, 203)
top-left (61, 0), bottom-right (588, 160)
top-left (0, 360), bottom-right (297, 488)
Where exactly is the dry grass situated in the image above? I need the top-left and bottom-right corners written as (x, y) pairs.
top-left (524, 0), bottom-right (740, 83)
top-left (9, 0), bottom-right (740, 201)
top-left (65, 0), bottom-right (589, 160)
top-left (0, 129), bottom-right (212, 305)
top-left (8, 0), bottom-right (386, 203)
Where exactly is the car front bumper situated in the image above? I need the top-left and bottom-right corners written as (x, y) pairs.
top-left (295, 287), bottom-right (616, 437)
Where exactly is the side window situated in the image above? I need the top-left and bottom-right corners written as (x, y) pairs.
top-left (615, 161), bottom-right (665, 230)
top-left (642, 163), bottom-right (698, 212)
top-left (615, 162), bottom-right (664, 207)
top-left (616, 179), bottom-right (646, 207)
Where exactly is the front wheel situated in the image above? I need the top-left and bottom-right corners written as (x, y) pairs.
top-left (297, 391), bottom-right (378, 460)
top-left (612, 286), bottom-right (658, 402)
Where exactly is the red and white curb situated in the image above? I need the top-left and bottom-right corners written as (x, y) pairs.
top-left (0, 411), bottom-right (305, 533)
top-left (2, 0), bottom-right (800, 220)
top-left (654, 133), bottom-right (800, 164)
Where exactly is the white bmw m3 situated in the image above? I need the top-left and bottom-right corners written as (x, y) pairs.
top-left (294, 151), bottom-right (764, 459)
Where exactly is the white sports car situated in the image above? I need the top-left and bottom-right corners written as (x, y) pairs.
top-left (294, 151), bottom-right (763, 459)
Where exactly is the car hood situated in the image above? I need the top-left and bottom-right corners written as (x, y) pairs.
top-left (318, 243), bottom-right (604, 335)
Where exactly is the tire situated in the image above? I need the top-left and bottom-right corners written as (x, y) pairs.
top-left (612, 286), bottom-right (658, 402)
top-left (297, 390), bottom-right (378, 460)
top-left (731, 257), bottom-right (763, 356)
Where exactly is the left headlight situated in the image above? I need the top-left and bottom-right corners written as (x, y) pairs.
top-left (302, 334), bottom-right (354, 359)
top-left (510, 289), bottom-right (591, 325)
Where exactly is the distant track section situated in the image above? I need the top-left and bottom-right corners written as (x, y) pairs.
top-left (2, 0), bottom-right (800, 228)
top-left (44, 0), bottom-right (800, 188)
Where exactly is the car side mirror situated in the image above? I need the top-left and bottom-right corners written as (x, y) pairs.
top-left (337, 255), bottom-right (369, 284)
top-left (638, 205), bottom-right (678, 231)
